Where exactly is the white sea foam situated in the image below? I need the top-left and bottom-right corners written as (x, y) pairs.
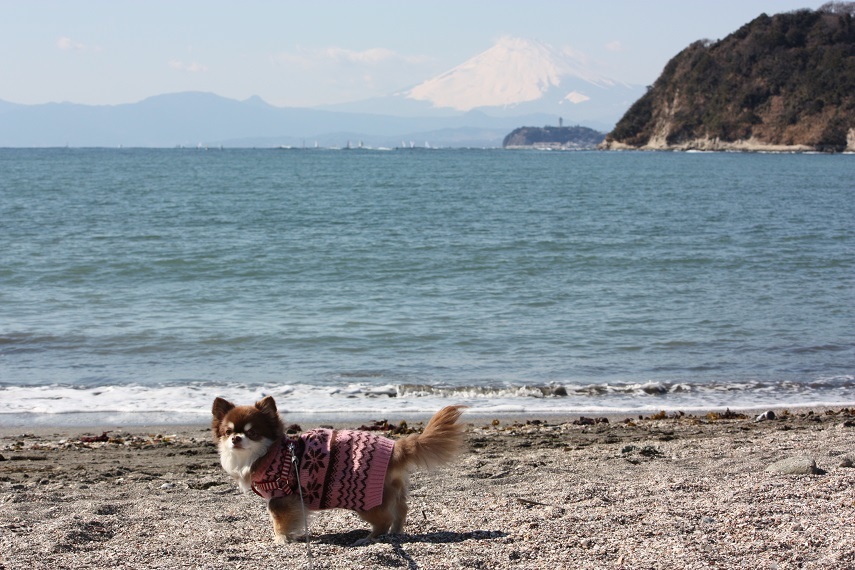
top-left (1, 377), bottom-right (853, 427)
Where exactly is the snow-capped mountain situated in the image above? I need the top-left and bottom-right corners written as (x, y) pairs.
top-left (406, 36), bottom-right (623, 111)
top-left (324, 37), bottom-right (643, 128)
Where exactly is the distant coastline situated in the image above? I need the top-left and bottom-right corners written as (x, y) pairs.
top-left (600, 131), bottom-right (855, 153)
top-left (502, 125), bottom-right (605, 150)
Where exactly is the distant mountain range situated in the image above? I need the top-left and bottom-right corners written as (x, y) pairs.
top-left (0, 37), bottom-right (644, 148)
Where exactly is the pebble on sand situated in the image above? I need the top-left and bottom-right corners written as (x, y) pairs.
top-left (765, 456), bottom-right (826, 475)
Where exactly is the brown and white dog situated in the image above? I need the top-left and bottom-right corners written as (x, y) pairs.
top-left (212, 396), bottom-right (465, 545)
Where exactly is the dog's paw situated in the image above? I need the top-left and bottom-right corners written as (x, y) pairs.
top-left (273, 534), bottom-right (291, 545)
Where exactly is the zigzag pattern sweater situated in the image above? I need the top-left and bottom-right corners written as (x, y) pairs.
top-left (251, 428), bottom-right (395, 511)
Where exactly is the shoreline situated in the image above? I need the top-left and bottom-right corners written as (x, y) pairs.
top-left (599, 130), bottom-right (855, 154)
top-left (3, 402), bottom-right (854, 435)
top-left (3, 405), bottom-right (854, 568)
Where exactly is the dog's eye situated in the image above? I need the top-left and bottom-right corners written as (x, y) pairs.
top-left (245, 428), bottom-right (258, 439)
top-left (224, 428), bottom-right (233, 436)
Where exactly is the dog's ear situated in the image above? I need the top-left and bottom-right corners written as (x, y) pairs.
top-left (255, 395), bottom-right (278, 417)
top-left (212, 397), bottom-right (235, 420)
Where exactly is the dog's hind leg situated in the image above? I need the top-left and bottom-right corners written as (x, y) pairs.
top-left (354, 506), bottom-right (392, 546)
top-left (387, 475), bottom-right (408, 534)
top-left (354, 474), bottom-right (408, 545)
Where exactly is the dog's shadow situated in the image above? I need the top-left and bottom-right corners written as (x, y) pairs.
top-left (315, 529), bottom-right (506, 570)
top-left (316, 529), bottom-right (506, 547)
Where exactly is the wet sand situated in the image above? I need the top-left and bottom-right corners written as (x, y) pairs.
top-left (2, 407), bottom-right (854, 569)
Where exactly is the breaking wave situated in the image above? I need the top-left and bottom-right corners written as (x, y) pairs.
top-left (1, 376), bottom-right (853, 427)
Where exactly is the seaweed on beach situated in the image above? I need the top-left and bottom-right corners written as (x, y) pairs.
top-left (649, 410), bottom-right (687, 421)
top-left (78, 432), bottom-right (111, 443)
top-left (705, 409), bottom-right (749, 421)
top-left (573, 417), bottom-right (610, 426)
top-left (357, 419), bottom-right (417, 435)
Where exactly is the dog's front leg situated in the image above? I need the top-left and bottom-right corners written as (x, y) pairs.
top-left (268, 496), bottom-right (304, 543)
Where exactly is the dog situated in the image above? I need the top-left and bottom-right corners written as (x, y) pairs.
top-left (212, 396), bottom-right (466, 545)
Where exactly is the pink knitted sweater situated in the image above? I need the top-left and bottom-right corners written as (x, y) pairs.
top-left (251, 428), bottom-right (395, 511)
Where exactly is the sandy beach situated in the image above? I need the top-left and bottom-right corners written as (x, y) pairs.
top-left (2, 407), bottom-right (854, 569)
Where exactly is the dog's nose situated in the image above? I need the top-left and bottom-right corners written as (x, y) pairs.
top-left (232, 435), bottom-right (243, 444)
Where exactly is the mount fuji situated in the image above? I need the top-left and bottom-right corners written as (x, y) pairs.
top-left (408, 37), bottom-right (621, 108)
top-left (325, 37), bottom-right (644, 129)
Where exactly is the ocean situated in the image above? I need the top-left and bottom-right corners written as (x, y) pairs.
top-left (1, 148), bottom-right (853, 426)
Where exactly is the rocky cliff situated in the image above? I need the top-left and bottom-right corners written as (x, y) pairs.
top-left (602, 3), bottom-right (855, 152)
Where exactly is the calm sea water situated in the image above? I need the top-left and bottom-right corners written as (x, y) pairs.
top-left (1, 148), bottom-right (853, 426)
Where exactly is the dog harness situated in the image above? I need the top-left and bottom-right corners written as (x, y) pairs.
top-left (251, 428), bottom-right (395, 512)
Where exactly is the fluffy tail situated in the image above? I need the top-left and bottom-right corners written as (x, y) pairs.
top-left (390, 406), bottom-right (467, 472)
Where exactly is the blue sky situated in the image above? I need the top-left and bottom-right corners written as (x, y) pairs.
top-left (3, 0), bottom-right (828, 107)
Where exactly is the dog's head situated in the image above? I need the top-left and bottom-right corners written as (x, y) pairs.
top-left (211, 396), bottom-right (284, 461)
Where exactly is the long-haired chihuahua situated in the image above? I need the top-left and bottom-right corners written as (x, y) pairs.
top-left (212, 396), bottom-right (466, 545)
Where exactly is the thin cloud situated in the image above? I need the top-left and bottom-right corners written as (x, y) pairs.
top-left (267, 45), bottom-right (437, 105)
top-left (272, 46), bottom-right (431, 67)
top-left (169, 60), bottom-right (209, 73)
top-left (327, 47), bottom-right (392, 63)
top-left (56, 36), bottom-right (101, 51)
top-left (605, 40), bottom-right (624, 53)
